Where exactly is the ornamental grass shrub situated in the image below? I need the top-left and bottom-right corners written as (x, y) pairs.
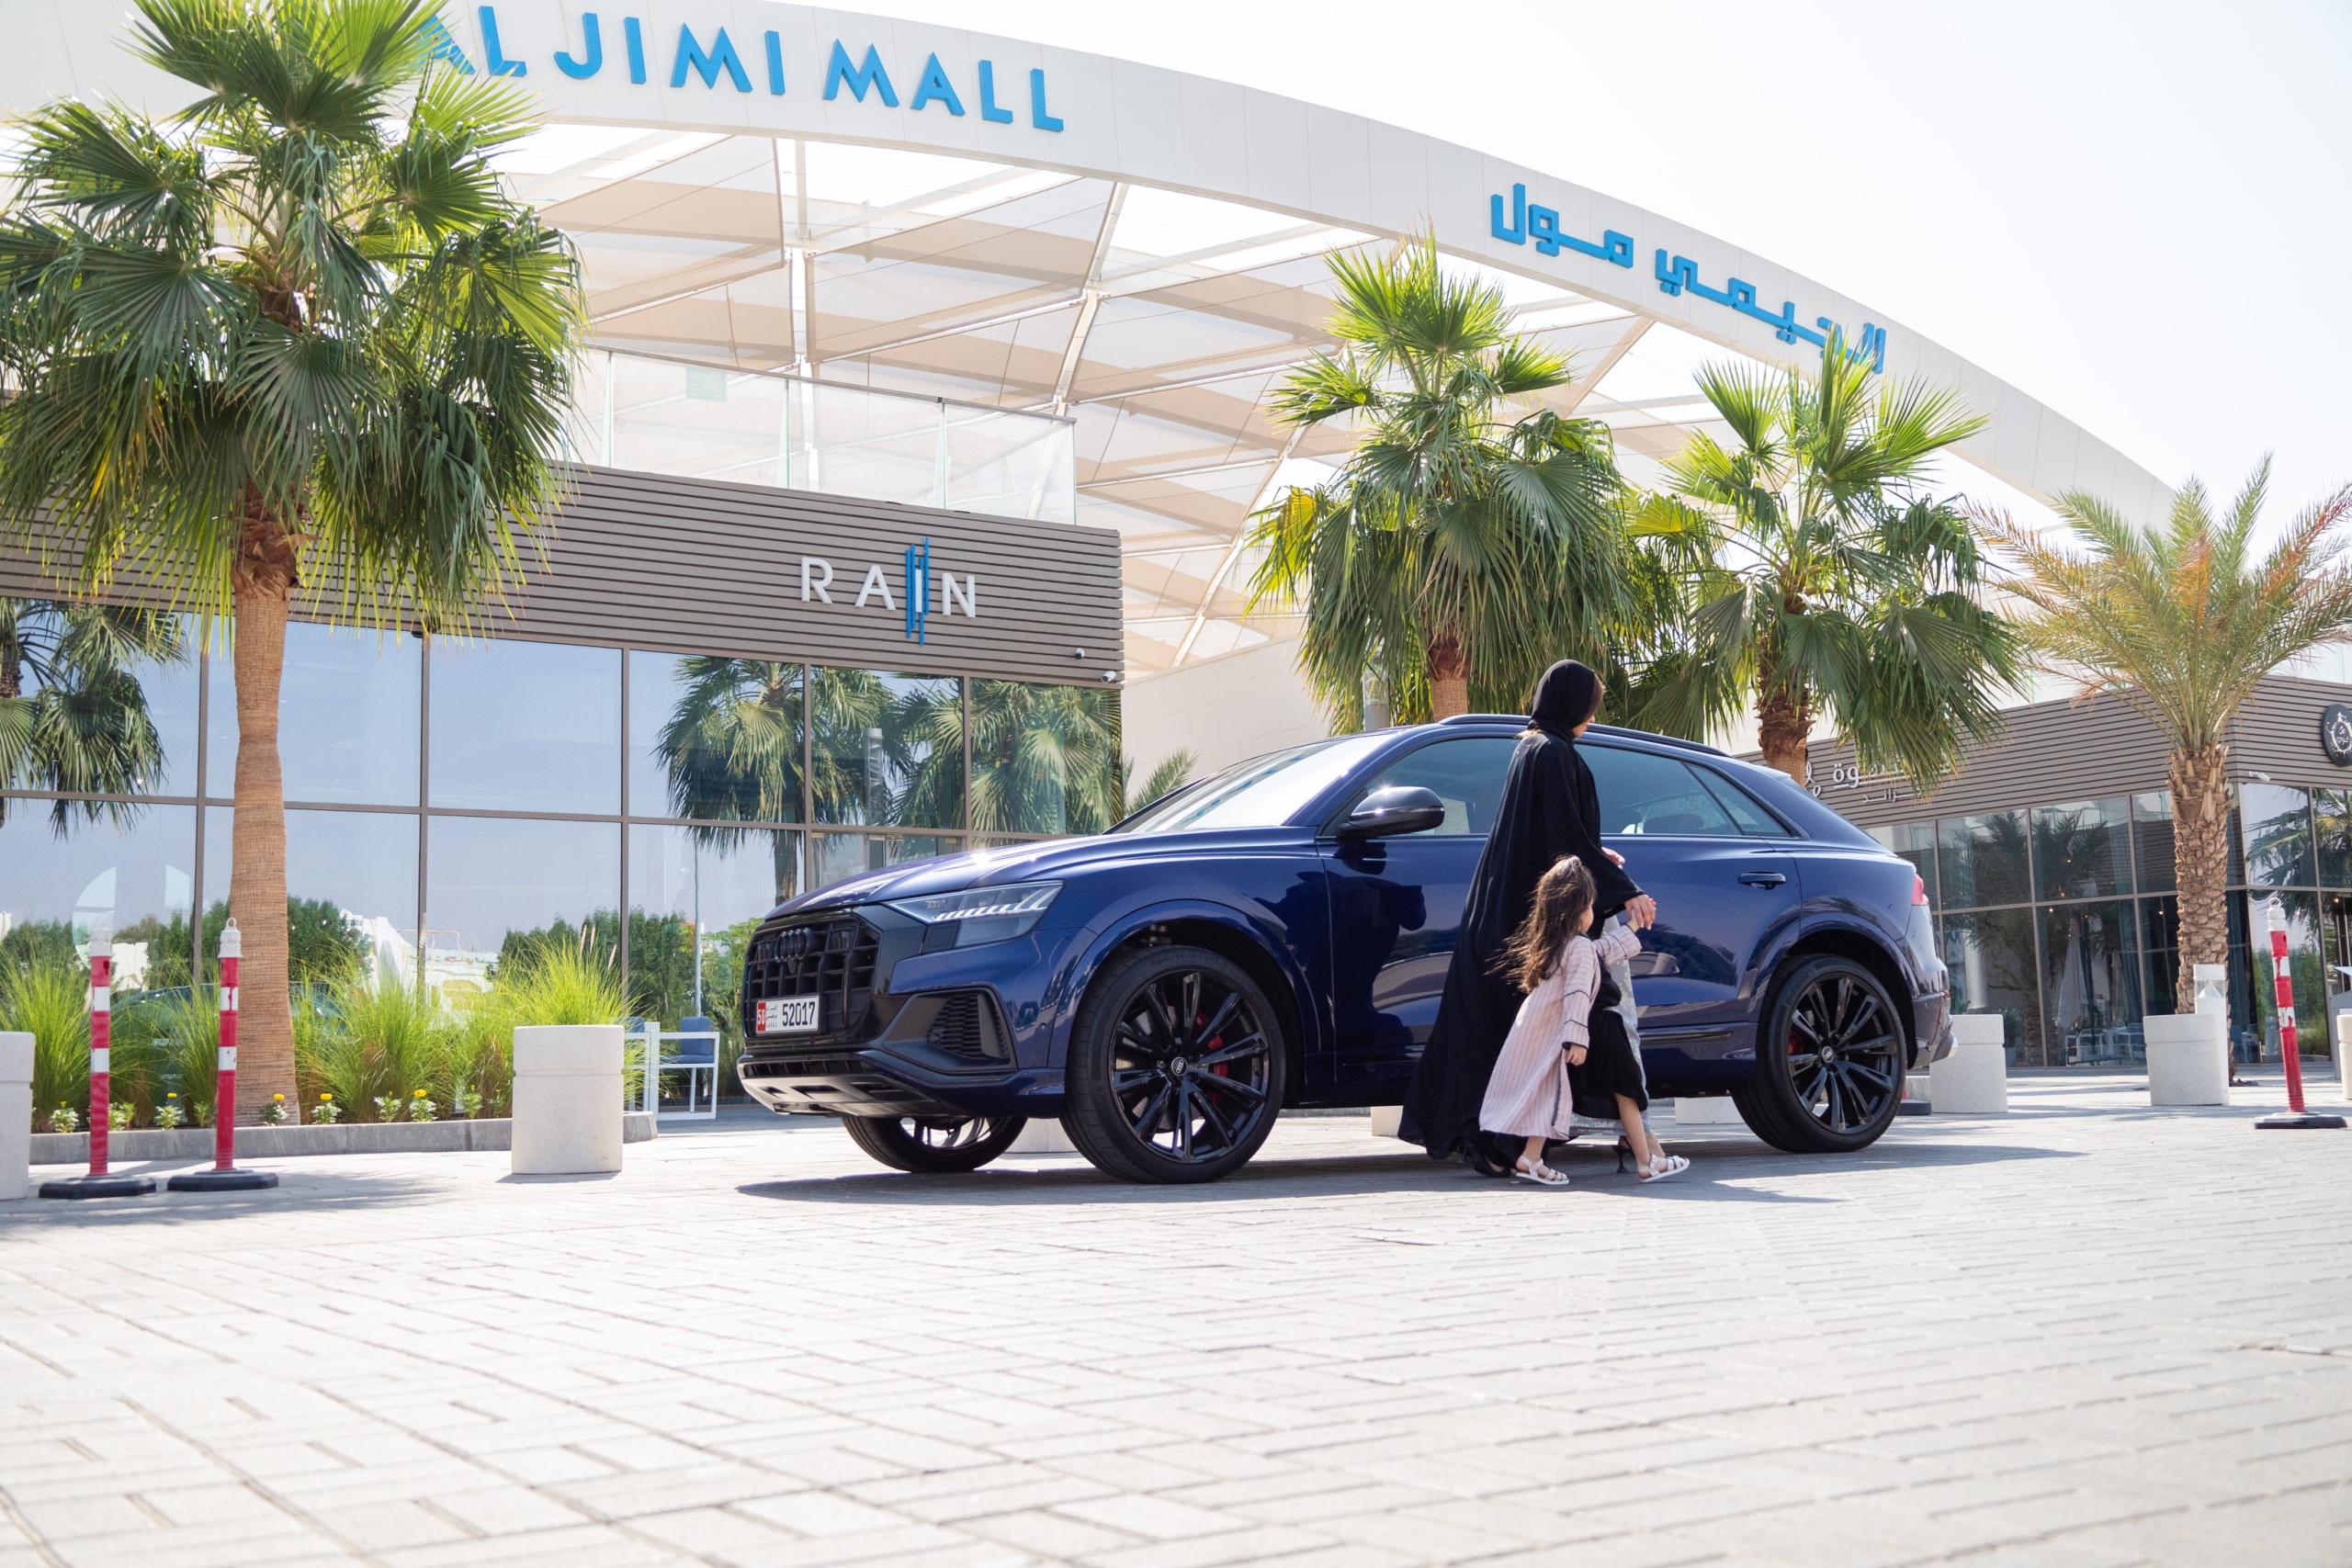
top-left (3, 956), bottom-right (87, 1132)
top-left (304, 972), bottom-right (454, 1122)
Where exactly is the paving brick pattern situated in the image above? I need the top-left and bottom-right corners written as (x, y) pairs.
top-left (4, 1076), bottom-right (2348, 1567)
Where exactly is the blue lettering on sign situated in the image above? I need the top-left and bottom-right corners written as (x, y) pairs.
top-left (673, 23), bottom-right (751, 91)
top-left (555, 12), bottom-right (600, 78)
top-left (909, 53), bottom-right (964, 116)
top-left (904, 540), bottom-right (931, 644)
top-left (422, 13), bottom-right (474, 73)
top-left (1489, 183), bottom-right (1630, 267)
top-left (826, 40), bottom-right (899, 105)
top-left (1029, 67), bottom-right (1062, 132)
top-left (977, 61), bottom-right (1015, 123)
top-left (624, 16), bottom-right (645, 83)
top-left (478, 5), bottom-right (526, 74)
top-left (1654, 249), bottom-right (1885, 370)
top-left (764, 31), bottom-right (785, 96)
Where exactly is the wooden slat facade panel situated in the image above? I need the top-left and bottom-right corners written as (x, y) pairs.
top-left (1786, 673), bottom-right (2352, 829)
top-left (0, 465), bottom-right (1125, 686)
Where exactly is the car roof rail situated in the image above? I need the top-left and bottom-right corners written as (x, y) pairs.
top-left (1431, 713), bottom-right (1727, 758)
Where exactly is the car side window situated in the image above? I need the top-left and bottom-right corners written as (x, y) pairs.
top-left (1695, 767), bottom-right (1793, 837)
top-left (1582, 745), bottom-right (1743, 837)
top-left (1351, 737), bottom-right (1520, 835)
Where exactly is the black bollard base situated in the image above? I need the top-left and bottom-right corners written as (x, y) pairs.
top-left (165, 1167), bottom-right (279, 1191)
top-left (2256, 1111), bottom-right (2347, 1130)
top-left (40, 1173), bottom-right (156, 1200)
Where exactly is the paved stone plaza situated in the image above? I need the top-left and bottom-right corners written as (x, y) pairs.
top-left (4, 1077), bottom-right (2348, 1568)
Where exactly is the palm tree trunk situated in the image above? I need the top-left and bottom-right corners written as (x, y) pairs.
top-left (2169, 742), bottom-right (2231, 1010)
top-left (1757, 681), bottom-right (1814, 784)
top-left (228, 493), bottom-right (300, 1122)
top-left (1427, 626), bottom-right (1469, 719)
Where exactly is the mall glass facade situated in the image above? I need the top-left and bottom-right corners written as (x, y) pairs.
top-left (1871, 784), bottom-right (2347, 1067)
top-left (0, 619), bottom-right (1119, 1025)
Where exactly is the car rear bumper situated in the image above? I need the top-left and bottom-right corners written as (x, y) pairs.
top-left (1913, 987), bottom-right (1953, 1068)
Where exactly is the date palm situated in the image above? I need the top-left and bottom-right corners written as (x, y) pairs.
top-left (1634, 334), bottom-right (2019, 786)
top-left (0, 0), bottom-right (584, 1119)
top-left (0, 600), bottom-right (185, 830)
top-left (1248, 237), bottom-right (1625, 723)
top-left (1981, 462), bottom-right (2352, 1006)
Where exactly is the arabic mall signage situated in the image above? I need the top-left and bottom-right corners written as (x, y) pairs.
top-left (2321, 703), bottom-right (2352, 767)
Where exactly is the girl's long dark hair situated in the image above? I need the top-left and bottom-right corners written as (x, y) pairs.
top-left (1495, 854), bottom-right (1597, 991)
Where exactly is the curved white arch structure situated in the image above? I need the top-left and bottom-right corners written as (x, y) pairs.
top-left (6, 3), bottom-right (2165, 676)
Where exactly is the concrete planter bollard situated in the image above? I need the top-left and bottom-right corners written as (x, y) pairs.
top-left (2144, 1010), bottom-right (2230, 1106)
top-left (1369, 1105), bottom-right (1403, 1139)
top-left (1931, 1014), bottom-right (2009, 1113)
top-left (1009, 1119), bottom-right (1076, 1154)
top-left (511, 1026), bottom-right (626, 1175)
top-left (1, 1032), bottom-right (30, 1201)
top-left (2336, 1011), bottom-right (2352, 1104)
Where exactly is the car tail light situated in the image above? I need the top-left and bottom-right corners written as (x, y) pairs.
top-left (1913, 874), bottom-right (1929, 906)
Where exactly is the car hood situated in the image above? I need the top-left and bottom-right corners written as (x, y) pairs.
top-left (772, 828), bottom-right (1312, 918)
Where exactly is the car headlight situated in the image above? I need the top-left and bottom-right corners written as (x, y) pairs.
top-left (885, 880), bottom-right (1063, 948)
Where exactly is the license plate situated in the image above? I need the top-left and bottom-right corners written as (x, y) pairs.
top-left (758, 997), bottom-right (820, 1034)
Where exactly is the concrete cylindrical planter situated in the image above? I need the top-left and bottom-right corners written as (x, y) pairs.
top-left (1, 1032), bottom-right (31, 1201)
top-left (2144, 1010), bottom-right (2230, 1106)
top-left (511, 1025), bottom-right (626, 1175)
top-left (2335, 1011), bottom-right (2352, 1105)
top-left (1931, 1013), bottom-right (2009, 1113)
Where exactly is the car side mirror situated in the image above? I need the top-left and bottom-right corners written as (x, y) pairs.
top-left (1338, 784), bottom-right (1448, 839)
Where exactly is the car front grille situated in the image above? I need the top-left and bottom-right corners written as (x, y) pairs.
top-left (744, 917), bottom-right (877, 1004)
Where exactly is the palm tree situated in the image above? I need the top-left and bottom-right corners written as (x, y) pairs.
top-left (0, 600), bottom-right (185, 829)
top-left (0, 0), bottom-right (584, 1119)
top-left (1633, 334), bottom-right (2020, 786)
top-left (1248, 237), bottom-right (1626, 724)
top-left (1982, 462), bottom-right (2352, 1006)
top-left (655, 658), bottom-right (806, 894)
top-left (968, 680), bottom-right (1122, 835)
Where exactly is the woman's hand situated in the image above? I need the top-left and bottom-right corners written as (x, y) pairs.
top-left (1625, 893), bottom-right (1658, 931)
top-left (1602, 847), bottom-right (1625, 866)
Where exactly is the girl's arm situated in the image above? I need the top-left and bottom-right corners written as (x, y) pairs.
top-left (1555, 939), bottom-right (1600, 1052)
top-left (1596, 921), bottom-right (1643, 966)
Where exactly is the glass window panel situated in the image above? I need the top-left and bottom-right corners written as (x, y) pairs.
top-left (812, 831), bottom-right (953, 888)
top-left (2140, 896), bottom-right (2180, 1019)
top-left (2132, 792), bottom-right (2176, 894)
top-left (209, 623), bottom-right (421, 806)
top-left (2244, 888), bottom-right (2329, 1061)
top-left (627, 823), bottom-right (802, 1026)
top-left (2238, 784), bottom-right (2313, 888)
top-left (197, 807), bottom-right (420, 986)
top-left (2314, 788), bottom-right (2352, 889)
top-left (1941, 908), bottom-right (2043, 1067)
top-left (629, 653), bottom-right (803, 823)
top-left (2031, 797), bottom-right (2132, 901)
top-left (2, 604), bottom-right (197, 801)
top-left (1349, 737), bottom-right (1520, 837)
top-left (2324, 893), bottom-right (2352, 1059)
top-left (423, 815), bottom-right (619, 1008)
top-left (429, 638), bottom-right (619, 815)
top-left (0, 805), bottom-right (197, 993)
top-left (970, 681), bottom-right (1121, 837)
top-left (2040, 900), bottom-right (2142, 1066)
top-left (1582, 746), bottom-right (1742, 837)
top-left (1938, 811), bottom-right (2030, 908)
top-left (812, 669), bottom-right (964, 829)
top-left (943, 405), bottom-right (1077, 524)
top-left (130, 616), bottom-right (200, 799)
top-left (1868, 822), bottom-right (1938, 908)
top-left (1696, 768), bottom-right (1792, 837)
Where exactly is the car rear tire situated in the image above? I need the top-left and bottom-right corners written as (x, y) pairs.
top-left (1065, 944), bottom-right (1286, 1184)
top-left (1733, 955), bottom-right (1906, 1153)
top-left (842, 1113), bottom-right (1026, 1173)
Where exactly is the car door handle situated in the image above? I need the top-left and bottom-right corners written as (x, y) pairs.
top-left (1738, 870), bottom-right (1787, 887)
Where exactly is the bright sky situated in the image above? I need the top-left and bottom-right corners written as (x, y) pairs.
top-left (876, 0), bottom-right (2352, 534)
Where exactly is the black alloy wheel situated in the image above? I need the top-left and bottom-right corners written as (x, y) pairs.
top-left (842, 1113), bottom-right (1027, 1173)
top-left (1065, 945), bottom-right (1286, 1184)
top-left (1733, 955), bottom-right (1906, 1153)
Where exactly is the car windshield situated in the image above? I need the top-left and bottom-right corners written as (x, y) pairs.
top-left (1117, 735), bottom-right (1393, 834)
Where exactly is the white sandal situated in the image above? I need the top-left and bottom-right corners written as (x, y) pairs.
top-left (1513, 1156), bottom-right (1570, 1188)
top-left (1638, 1153), bottom-right (1690, 1182)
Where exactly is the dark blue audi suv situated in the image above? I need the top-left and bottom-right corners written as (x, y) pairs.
top-left (736, 716), bottom-right (1951, 1183)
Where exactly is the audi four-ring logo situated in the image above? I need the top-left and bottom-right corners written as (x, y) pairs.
top-left (2324, 704), bottom-right (2352, 768)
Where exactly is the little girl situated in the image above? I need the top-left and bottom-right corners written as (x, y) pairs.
top-left (1479, 855), bottom-right (1690, 1185)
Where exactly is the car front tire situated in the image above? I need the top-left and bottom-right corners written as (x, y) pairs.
top-left (1065, 944), bottom-right (1286, 1184)
top-left (1733, 955), bottom-right (1906, 1153)
top-left (842, 1113), bottom-right (1027, 1172)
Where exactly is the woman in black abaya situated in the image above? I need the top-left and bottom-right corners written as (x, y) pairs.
top-left (1397, 660), bottom-right (1657, 1173)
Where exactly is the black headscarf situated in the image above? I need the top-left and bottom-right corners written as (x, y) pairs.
top-left (1528, 660), bottom-right (1600, 740)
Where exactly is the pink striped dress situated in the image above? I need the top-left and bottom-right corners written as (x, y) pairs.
top-left (1479, 923), bottom-right (1642, 1139)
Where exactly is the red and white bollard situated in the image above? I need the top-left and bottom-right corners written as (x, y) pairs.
top-left (39, 920), bottom-right (154, 1199)
top-left (2256, 896), bottom-right (2346, 1131)
top-left (168, 919), bottom-right (277, 1191)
